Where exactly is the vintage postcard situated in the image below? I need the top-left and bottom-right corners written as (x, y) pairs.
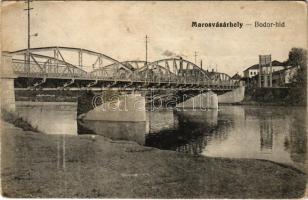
top-left (1, 0), bottom-right (307, 198)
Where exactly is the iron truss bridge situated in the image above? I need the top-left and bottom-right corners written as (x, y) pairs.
top-left (6, 46), bottom-right (241, 91)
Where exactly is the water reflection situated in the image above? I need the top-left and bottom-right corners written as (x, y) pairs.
top-left (78, 120), bottom-right (148, 145)
top-left (146, 109), bottom-right (219, 155)
top-left (146, 106), bottom-right (307, 171)
top-left (286, 112), bottom-right (307, 165)
top-left (260, 117), bottom-right (273, 153)
top-left (147, 110), bottom-right (178, 133)
top-left (216, 106), bottom-right (306, 171)
top-left (77, 110), bottom-right (178, 145)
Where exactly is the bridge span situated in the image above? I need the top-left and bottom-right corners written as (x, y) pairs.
top-left (3, 46), bottom-right (242, 91)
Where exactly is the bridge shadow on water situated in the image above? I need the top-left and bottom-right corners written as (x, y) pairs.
top-left (145, 109), bottom-right (232, 156)
top-left (77, 105), bottom-right (307, 173)
top-left (78, 108), bottom-right (233, 157)
top-left (78, 119), bottom-right (148, 145)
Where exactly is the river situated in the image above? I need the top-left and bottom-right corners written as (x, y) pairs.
top-left (16, 101), bottom-right (307, 172)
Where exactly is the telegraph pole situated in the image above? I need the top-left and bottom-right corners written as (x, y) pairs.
top-left (145, 35), bottom-right (148, 65)
top-left (194, 51), bottom-right (197, 64)
top-left (144, 35), bottom-right (149, 82)
top-left (25, 0), bottom-right (33, 61)
top-left (24, 0), bottom-right (33, 77)
top-left (27, 0), bottom-right (31, 55)
top-left (24, 0), bottom-right (33, 87)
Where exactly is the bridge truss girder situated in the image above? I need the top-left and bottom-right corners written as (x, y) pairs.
top-left (12, 53), bottom-right (88, 79)
top-left (7, 47), bottom-right (240, 90)
top-left (10, 46), bottom-right (132, 76)
top-left (137, 58), bottom-right (211, 85)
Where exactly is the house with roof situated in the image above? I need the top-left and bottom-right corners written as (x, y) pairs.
top-left (244, 66), bottom-right (298, 88)
top-left (272, 66), bottom-right (299, 87)
top-left (243, 60), bottom-right (286, 78)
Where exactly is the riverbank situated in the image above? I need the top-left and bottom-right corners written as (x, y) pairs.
top-left (242, 87), bottom-right (307, 106)
top-left (1, 120), bottom-right (306, 198)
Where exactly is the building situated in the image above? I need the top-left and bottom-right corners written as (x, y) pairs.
top-left (245, 66), bottom-right (298, 88)
top-left (243, 64), bottom-right (259, 78)
top-left (243, 60), bottom-right (286, 78)
top-left (272, 66), bottom-right (299, 87)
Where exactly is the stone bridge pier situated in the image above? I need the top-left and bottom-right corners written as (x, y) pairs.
top-left (1, 53), bottom-right (16, 112)
top-left (176, 91), bottom-right (219, 110)
top-left (77, 90), bottom-right (146, 122)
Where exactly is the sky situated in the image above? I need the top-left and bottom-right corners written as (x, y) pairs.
top-left (1, 1), bottom-right (307, 76)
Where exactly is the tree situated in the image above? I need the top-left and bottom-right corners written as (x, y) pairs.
top-left (287, 48), bottom-right (307, 85)
top-left (288, 48), bottom-right (307, 68)
top-left (287, 48), bottom-right (307, 106)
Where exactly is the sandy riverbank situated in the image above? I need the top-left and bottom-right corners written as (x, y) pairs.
top-left (1, 120), bottom-right (307, 198)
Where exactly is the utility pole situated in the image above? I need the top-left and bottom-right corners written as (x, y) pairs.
top-left (145, 35), bottom-right (148, 65)
top-left (24, 0), bottom-right (33, 86)
top-left (27, 1), bottom-right (31, 55)
top-left (25, 0), bottom-right (33, 64)
top-left (144, 35), bottom-right (149, 82)
top-left (194, 51), bottom-right (197, 64)
top-left (24, 0), bottom-right (38, 85)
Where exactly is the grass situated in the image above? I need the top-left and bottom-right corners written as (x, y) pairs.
top-left (1, 109), bottom-right (40, 133)
top-left (1, 124), bottom-right (306, 198)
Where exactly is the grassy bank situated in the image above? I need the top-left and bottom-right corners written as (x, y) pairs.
top-left (1, 110), bottom-right (40, 133)
top-left (243, 87), bottom-right (307, 106)
top-left (1, 120), bottom-right (306, 198)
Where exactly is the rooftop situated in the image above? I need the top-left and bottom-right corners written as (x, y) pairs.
top-left (243, 60), bottom-right (286, 72)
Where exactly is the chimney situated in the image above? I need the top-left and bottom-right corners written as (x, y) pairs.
top-left (200, 60), bottom-right (203, 69)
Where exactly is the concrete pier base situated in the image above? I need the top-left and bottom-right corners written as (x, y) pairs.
top-left (1, 79), bottom-right (16, 112)
top-left (176, 109), bottom-right (218, 126)
top-left (218, 86), bottom-right (245, 104)
top-left (79, 93), bottom-right (146, 122)
top-left (1, 53), bottom-right (16, 112)
top-left (176, 91), bottom-right (218, 110)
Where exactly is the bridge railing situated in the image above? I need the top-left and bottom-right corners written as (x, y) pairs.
top-left (11, 59), bottom-right (239, 89)
top-left (12, 59), bottom-right (88, 79)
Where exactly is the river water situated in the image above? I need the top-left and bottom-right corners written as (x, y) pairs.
top-left (16, 102), bottom-right (307, 172)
